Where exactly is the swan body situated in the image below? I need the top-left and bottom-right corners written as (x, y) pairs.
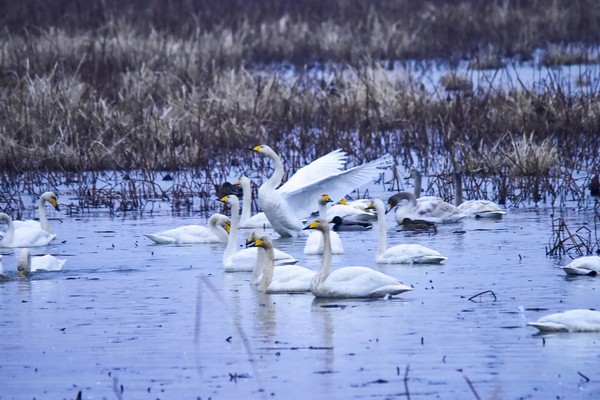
top-left (367, 199), bottom-right (447, 264)
top-left (221, 195), bottom-right (297, 272)
top-left (237, 176), bottom-right (272, 229)
top-left (18, 249), bottom-right (67, 275)
top-left (561, 256), bottom-right (600, 276)
top-left (454, 173), bottom-right (506, 218)
top-left (387, 192), bottom-right (465, 224)
top-left (304, 194), bottom-right (344, 255)
top-left (339, 198), bottom-right (372, 211)
top-left (327, 201), bottom-right (376, 223)
top-left (527, 309), bottom-right (600, 332)
top-left (0, 213), bottom-right (56, 247)
top-left (247, 235), bottom-right (315, 293)
top-left (305, 218), bottom-right (413, 298)
top-left (252, 145), bottom-right (391, 237)
top-left (144, 214), bottom-right (230, 244)
top-left (12, 192), bottom-right (60, 234)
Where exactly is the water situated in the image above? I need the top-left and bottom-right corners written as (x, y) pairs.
top-left (0, 204), bottom-right (599, 399)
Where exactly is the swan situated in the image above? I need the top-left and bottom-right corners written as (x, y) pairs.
top-left (387, 192), bottom-right (465, 224)
top-left (0, 213), bottom-right (56, 247)
top-left (304, 194), bottom-right (344, 255)
top-left (13, 191), bottom-right (60, 234)
top-left (453, 173), bottom-right (506, 218)
top-left (221, 195), bottom-right (297, 272)
top-left (338, 198), bottom-right (372, 211)
top-left (561, 256), bottom-right (600, 276)
top-left (144, 213), bottom-right (231, 244)
top-left (326, 201), bottom-right (376, 223)
top-left (304, 218), bottom-right (413, 298)
top-left (247, 235), bottom-right (315, 293)
top-left (527, 309), bottom-right (600, 332)
top-left (237, 176), bottom-right (272, 229)
top-left (366, 199), bottom-right (447, 264)
top-left (251, 145), bottom-right (391, 237)
top-left (17, 248), bottom-right (67, 275)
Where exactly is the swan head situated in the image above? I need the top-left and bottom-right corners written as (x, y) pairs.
top-left (386, 192), bottom-right (416, 212)
top-left (251, 145), bottom-right (273, 155)
top-left (42, 191), bottom-right (60, 212)
top-left (303, 218), bottom-right (328, 233)
top-left (0, 213), bottom-right (12, 224)
top-left (17, 248), bottom-right (31, 276)
top-left (246, 235), bottom-right (273, 250)
top-left (245, 229), bottom-right (266, 247)
top-left (338, 198), bottom-right (347, 205)
top-left (319, 193), bottom-right (333, 206)
top-left (220, 194), bottom-right (240, 208)
top-left (405, 169), bottom-right (420, 180)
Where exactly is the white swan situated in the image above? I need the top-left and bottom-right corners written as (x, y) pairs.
top-left (326, 200), bottom-right (376, 222)
top-left (527, 309), bottom-right (600, 332)
top-left (144, 213), bottom-right (230, 244)
top-left (17, 248), bottom-right (67, 275)
top-left (247, 235), bottom-right (315, 293)
top-left (561, 256), bottom-right (600, 276)
top-left (387, 192), bottom-right (465, 224)
top-left (304, 194), bottom-right (344, 255)
top-left (453, 173), bottom-right (506, 218)
top-left (367, 199), bottom-right (447, 264)
top-left (11, 192), bottom-right (60, 235)
top-left (251, 145), bottom-right (391, 237)
top-left (221, 195), bottom-right (297, 272)
top-left (304, 218), bottom-right (413, 298)
top-left (237, 176), bottom-right (272, 229)
top-left (0, 213), bottom-right (56, 247)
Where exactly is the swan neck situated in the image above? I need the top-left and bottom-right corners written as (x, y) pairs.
top-left (209, 215), bottom-right (228, 242)
top-left (317, 227), bottom-right (333, 282)
top-left (265, 149), bottom-right (285, 189)
top-left (258, 246), bottom-right (275, 292)
top-left (318, 201), bottom-right (328, 218)
top-left (240, 179), bottom-right (252, 224)
top-left (375, 200), bottom-right (387, 255)
top-left (0, 216), bottom-right (14, 245)
top-left (223, 200), bottom-right (240, 258)
top-left (38, 196), bottom-right (52, 233)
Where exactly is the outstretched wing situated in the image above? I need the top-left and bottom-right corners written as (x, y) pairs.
top-left (277, 149), bottom-right (347, 194)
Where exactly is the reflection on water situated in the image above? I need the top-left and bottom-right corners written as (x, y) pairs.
top-left (0, 206), bottom-right (599, 399)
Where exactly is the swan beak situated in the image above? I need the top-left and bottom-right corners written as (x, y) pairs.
top-left (322, 194), bottom-right (332, 203)
top-left (50, 198), bottom-right (60, 212)
top-left (224, 223), bottom-right (231, 234)
top-left (251, 145), bottom-right (262, 152)
top-left (246, 238), bottom-right (262, 248)
top-left (235, 178), bottom-right (241, 185)
top-left (303, 220), bottom-right (319, 230)
top-left (220, 195), bottom-right (229, 203)
top-left (385, 203), bottom-right (393, 214)
top-left (365, 201), bottom-right (375, 211)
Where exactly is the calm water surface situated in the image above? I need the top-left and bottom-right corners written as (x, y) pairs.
top-left (0, 202), bottom-right (599, 399)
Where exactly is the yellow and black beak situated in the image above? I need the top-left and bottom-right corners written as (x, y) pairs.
top-left (251, 145), bottom-right (262, 152)
top-left (224, 222), bottom-right (231, 234)
top-left (220, 195), bottom-right (229, 203)
top-left (323, 194), bottom-right (332, 203)
top-left (303, 220), bottom-right (320, 230)
top-left (50, 197), bottom-right (60, 212)
top-left (365, 201), bottom-right (375, 211)
top-left (246, 238), bottom-right (263, 248)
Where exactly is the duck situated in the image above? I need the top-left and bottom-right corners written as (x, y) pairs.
top-left (13, 191), bottom-right (60, 234)
top-left (251, 145), bottom-right (391, 237)
top-left (304, 194), bottom-right (344, 255)
top-left (303, 218), bottom-right (413, 298)
top-left (247, 235), bottom-right (315, 293)
top-left (331, 216), bottom-right (372, 231)
top-left (453, 173), bottom-right (506, 218)
top-left (144, 213), bottom-right (231, 244)
top-left (214, 181), bottom-right (243, 199)
top-left (220, 195), bottom-right (297, 272)
top-left (366, 199), bottom-right (447, 264)
top-left (399, 218), bottom-right (437, 232)
top-left (0, 213), bottom-right (56, 247)
top-left (17, 248), bottom-right (67, 275)
top-left (236, 176), bottom-right (272, 229)
top-left (387, 192), bottom-right (465, 224)
top-left (527, 309), bottom-right (600, 332)
top-left (561, 256), bottom-right (600, 276)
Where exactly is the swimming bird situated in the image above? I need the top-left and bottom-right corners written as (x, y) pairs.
top-left (304, 218), bottom-right (413, 298)
top-left (247, 235), bottom-right (315, 293)
top-left (237, 176), bottom-right (272, 229)
top-left (17, 249), bottom-right (67, 275)
top-left (527, 309), bottom-right (600, 332)
top-left (367, 199), bottom-right (447, 264)
top-left (326, 199), bottom-right (376, 222)
top-left (251, 145), bottom-right (391, 237)
top-left (0, 213), bottom-right (56, 247)
top-left (387, 192), bottom-right (464, 224)
top-left (220, 195), bottom-right (297, 272)
top-left (331, 216), bottom-right (372, 231)
top-left (561, 256), bottom-right (600, 276)
top-left (13, 191), bottom-right (60, 234)
top-left (453, 173), bottom-right (506, 218)
top-left (399, 218), bottom-right (437, 232)
top-left (144, 213), bottom-right (231, 244)
top-left (304, 194), bottom-right (344, 255)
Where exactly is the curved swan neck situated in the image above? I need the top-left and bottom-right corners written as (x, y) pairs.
top-left (258, 245), bottom-right (275, 292)
top-left (264, 147), bottom-right (285, 189)
top-left (239, 177), bottom-right (252, 224)
top-left (0, 214), bottom-right (14, 246)
top-left (374, 199), bottom-right (387, 255)
top-left (223, 197), bottom-right (240, 259)
top-left (208, 214), bottom-right (228, 242)
top-left (454, 173), bottom-right (464, 206)
top-left (38, 196), bottom-right (52, 233)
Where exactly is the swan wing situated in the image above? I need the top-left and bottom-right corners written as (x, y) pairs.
top-left (31, 254), bottom-right (67, 272)
top-left (267, 265), bottom-right (315, 293)
top-left (315, 266), bottom-right (412, 298)
top-left (528, 309), bottom-right (600, 332)
top-left (225, 247), bottom-right (298, 272)
top-left (144, 225), bottom-right (221, 244)
top-left (277, 149), bottom-right (347, 194)
top-left (281, 154), bottom-right (392, 220)
top-left (240, 212), bottom-right (272, 229)
top-left (8, 228), bottom-right (56, 247)
top-left (304, 231), bottom-right (344, 255)
top-left (379, 244), bottom-right (447, 264)
top-left (459, 200), bottom-right (506, 218)
top-left (562, 256), bottom-right (600, 275)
